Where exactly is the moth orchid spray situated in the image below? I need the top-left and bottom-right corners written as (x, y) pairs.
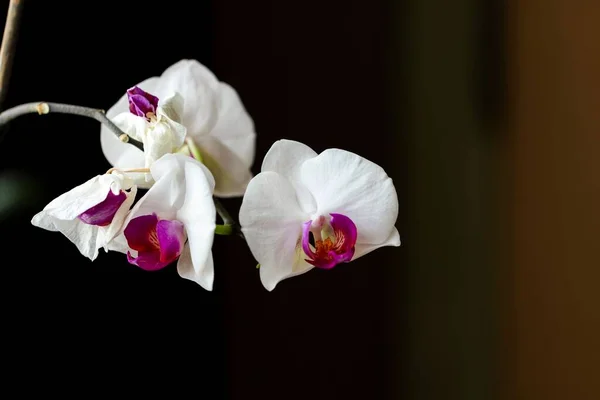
top-left (0, 55), bottom-right (401, 291)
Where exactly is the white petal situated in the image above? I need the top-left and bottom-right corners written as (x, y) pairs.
top-left (157, 91), bottom-right (185, 124)
top-left (155, 93), bottom-right (187, 151)
top-left (125, 169), bottom-right (182, 222)
top-left (261, 139), bottom-right (318, 214)
top-left (47, 218), bottom-right (100, 260)
top-left (239, 171), bottom-right (312, 291)
top-left (176, 233), bottom-right (215, 291)
top-left (32, 175), bottom-right (112, 221)
top-left (353, 227), bottom-right (401, 259)
top-left (155, 59), bottom-right (220, 136)
top-left (151, 153), bottom-right (216, 191)
top-left (144, 122), bottom-right (182, 167)
top-left (209, 82), bottom-right (256, 168)
top-left (175, 159), bottom-right (217, 291)
top-left (195, 135), bottom-right (252, 197)
top-left (300, 149), bottom-right (399, 245)
top-left (101, 77), bottom-right (159, 169)
top-left (111, 112), bottom-right (148, 142)
top-left (261, 139), bottom-right (317, 176)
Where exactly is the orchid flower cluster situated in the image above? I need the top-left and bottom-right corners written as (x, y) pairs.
top-left (30, 60), bottom-right (400, 291)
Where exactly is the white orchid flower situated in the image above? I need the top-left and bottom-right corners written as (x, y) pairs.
top-left (114, 153), bottom-right (216, 290)
top-left (31, 172), bottom-right (137, 261)
top-left (101, 59), bottom-right (256, 197)
top-left (110, 87), bottom-right (187, 185)
top-left (239, 139), bottom-right (400, 291)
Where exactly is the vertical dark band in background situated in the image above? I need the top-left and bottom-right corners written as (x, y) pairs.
top-left (388, 0), bottom-right (506, 398)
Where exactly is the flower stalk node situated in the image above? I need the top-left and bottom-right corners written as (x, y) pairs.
top-left (36, 102), bottom-right (49, 115)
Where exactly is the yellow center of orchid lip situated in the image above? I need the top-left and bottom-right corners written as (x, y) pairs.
top-left (146, 111), bottom-right (157, 123)
top-left (302, 213), bottom-right (358, 269)
top-left (148, 228), bottom-right (160, 250)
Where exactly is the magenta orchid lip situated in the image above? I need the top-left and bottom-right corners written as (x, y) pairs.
top-left (78, 189), bottom-right (127, 226)
top-left (124, 213), bottom-right (186, 271)
top-left (127, 86), bottom-right (159, 120)
top-left (301, 213), bottom-right (357, 269)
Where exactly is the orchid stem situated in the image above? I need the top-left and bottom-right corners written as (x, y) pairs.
top-left (0, 102), bottom-right (144, 150)
top-left (214, 224), bottom-right (233, 235)
top-left (186, 137), bottom-right (203, 162)
top-left (213, 198), bottom-right (245, 239)
top-left (0, 0), bottom-right (25, 110)
top-left (214, 198), bottom-right (234, 225)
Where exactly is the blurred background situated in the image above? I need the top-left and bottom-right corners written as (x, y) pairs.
top-left (0, 0), bottom-right (598, 398)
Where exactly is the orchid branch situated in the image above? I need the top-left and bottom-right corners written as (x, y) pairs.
top-left (214, 197), bottom-right (234, 226)
top-left (214, 224), bottom-right (233, 235)
top-left (0, 0), bottom-right (25, 110)
top-left (214, 197), bottom-right (244, 238)
top-left (186, 137), bottom-right (203, 162)
top-left (0, 102), bottom-right (144, 150)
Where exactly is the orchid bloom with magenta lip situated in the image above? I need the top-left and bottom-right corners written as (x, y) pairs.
top-left (114, 153), bottom-right (217, 290)
top-left (109, 87), bottom-right (187, 186)
top-left (239, 139), bottom-right (400, 291)
top-left (101, 59), bottom-right (256, 197)
top-left (31, 172), bottom-right (137, 261)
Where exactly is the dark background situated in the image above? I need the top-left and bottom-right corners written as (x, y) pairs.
top-left (1, 1), bottom-right (599, 399)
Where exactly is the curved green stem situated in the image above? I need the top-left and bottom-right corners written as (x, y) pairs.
top-left (186, 137), bottom-right (203, 163)
top-left (215, 224), bottom-right (233, 235)
top-left (214, 198), bottom-right (234, 225)
top-left (213, 198), bottom-right (245, 239)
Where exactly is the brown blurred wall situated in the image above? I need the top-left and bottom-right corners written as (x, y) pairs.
top-left (506, 0), bottom-right (600, 399)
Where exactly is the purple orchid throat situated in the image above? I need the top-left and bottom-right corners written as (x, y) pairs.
top-left (78, 189), bottom-right (127, 226)
top-left (124, 213), bottom-right (185, 271)
top-left (127, 86), bottom-right (159, 120)
top-left (301, 213), bottom-right (358, 269)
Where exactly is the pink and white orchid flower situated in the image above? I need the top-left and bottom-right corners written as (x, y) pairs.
top-left (110, 87), bottom-right (187, 186)
top-left (114, 153), bottom-right (217, 290)
top-left (239, 140), bottom-right (400, 291)
top-left (31, 172), bottom-right (137, 261)
top-left (101, 59), bottom-right (256, 197)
